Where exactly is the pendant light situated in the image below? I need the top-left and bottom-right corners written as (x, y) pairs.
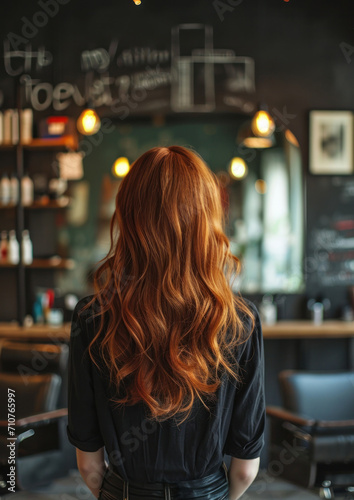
top-left (251, 110), bottom-right (275, 137)
top-left (237, 120), bottom-right (275, 149)
top-left (77, 108), bottom-right (101, 136)
top-left (112, 157), bottom-right (130, 178)
top-left (229, 157), bottom-right (248, 179)
top-left (237, 104), bottom-right (276, 149)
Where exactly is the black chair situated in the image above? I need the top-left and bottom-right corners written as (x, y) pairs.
top-left (0, 340), bottom-right (75, 495)
top-left (267, 370), bottom-right (354, 499)
top-left (0, 339), bottom-right (69, 409)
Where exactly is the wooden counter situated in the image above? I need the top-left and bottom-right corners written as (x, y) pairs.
top-left (0, 322), bottom-right (72, 341)
top-left (0, 320), bottom-right (354, 341)
top-left (262, 320), bottom-right (354, 339)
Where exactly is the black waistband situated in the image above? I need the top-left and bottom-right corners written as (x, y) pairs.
top-left (106, 461), bottom-right (228, 490)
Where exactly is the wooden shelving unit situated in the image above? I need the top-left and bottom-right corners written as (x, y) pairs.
top-left (0, 92), bottom-right (78, 325)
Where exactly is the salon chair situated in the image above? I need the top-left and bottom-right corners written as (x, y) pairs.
top-left (267, 370), bottom-right (354, 499)
top-left (0, 340), bottom-right (74, 495)
top-left (0, 339), bottom-right (69, 408)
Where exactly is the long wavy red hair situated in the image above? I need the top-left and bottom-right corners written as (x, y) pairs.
top-left (80, 145), bottom-right (255, 425)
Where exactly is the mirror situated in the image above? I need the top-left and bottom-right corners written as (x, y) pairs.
top-left (60, 113), bottom-right (304, 296)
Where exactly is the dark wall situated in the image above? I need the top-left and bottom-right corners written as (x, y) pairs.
top-left (1, 0), bottom-right (354, 319)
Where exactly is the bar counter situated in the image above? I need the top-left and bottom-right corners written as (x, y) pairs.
top-left (0, 320), bottom-right (354, 341)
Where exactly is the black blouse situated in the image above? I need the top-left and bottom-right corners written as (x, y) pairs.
top-left (66, 295), bottom-right (265, 483)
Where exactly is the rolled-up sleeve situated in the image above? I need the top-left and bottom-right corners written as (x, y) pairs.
top-left (223, 302), bottom-right (266, 459)
top-left (66, 300), bottom-right (105, 452)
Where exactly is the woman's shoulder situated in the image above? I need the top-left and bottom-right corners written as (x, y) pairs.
top-left (234, 297), bottom-right (263, 358)
top-left (240, 297), bottom-right (260, 315)
top-left (73, 294), bottom-right (99, 326)
top-left (237, 297), bottom-right (261, 333)
top-left (74, 294), bottom-right (95, 310)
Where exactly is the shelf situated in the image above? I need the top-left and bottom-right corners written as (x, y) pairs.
top-left (0, 261), bottom-right (17, 268)
top-left (0, 203), bottom-right (17, 209)
top-left (0, 197), bottom-right (70, 210)
top-left (0, 120), bottom-right (78, 325)
top-left (0, 257), bottom-right (75, 269)
top-left (29, 258), bottom-right (75, 269)
top-left (26, 197), bottom-right (71, 209)
top-left (0, 136), bottom-right (78, 150)
top-left (23, 135), bottom-right (78, 150)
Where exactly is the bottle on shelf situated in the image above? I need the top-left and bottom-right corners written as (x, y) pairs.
top-left (33, 292), bottom-right (44, 324)
top-left (21, 173), bottom-right (34, 206)
top-left (21, 229), bottom-right (33, 265)
top-left (20, 109), bottom-right (33, 144)
top-left (259, 294), bottom-right (277, 325)
top-left (0, 231), bottom-right (8, 261)
top-left (8, 230), bottom-right (19, 264)
top-left (42, 291), bottom-right (50, 322)
top-left (10, 175), bottom-right (19, 205)
top-left (0, 173), bottom-right (11, 205)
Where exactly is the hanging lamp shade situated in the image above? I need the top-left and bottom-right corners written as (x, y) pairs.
top-left (237, 120), bottom-right (275, 149)
top-left (285, 129), bottom-right (300, 147)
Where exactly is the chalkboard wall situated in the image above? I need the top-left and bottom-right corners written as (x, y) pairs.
top-left (1, 0), bottom-right (354, 318)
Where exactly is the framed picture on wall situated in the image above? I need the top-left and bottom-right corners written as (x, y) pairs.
top-left (309, 110), bottom-right (354, 174)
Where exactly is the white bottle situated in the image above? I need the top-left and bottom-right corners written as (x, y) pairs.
top-left (20, 109), bottom-right (33, 144)
top-left (0, 173), bottom-right (11, 205)
top-left (21, 175), bottom-right (34, 206)
top-left (22, 229), bottom-right (33, 265)
top-left (10, 175), bottom-right (19, 205)
top-left (3, 110), bottom-right (13, 144)
top-left (260, 294), bottom-right (277, 325)
top-left (8, 230), bottom-right (19, 264)
top-left (11, 109), bottom-right (19, 145)
top-left (0, 231), bottom-right (8, 262)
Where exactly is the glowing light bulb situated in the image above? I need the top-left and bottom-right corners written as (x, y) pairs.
top-left (229, 157), bottom-right (248, 179)
top-left (112, 157), bottom-right (130, 178)
top-left (251, 110), bottom-right (275, 137)
top-left (77, 109), bottom-right (101, 135)
top-left (133, 0), bottom-right (141, 4)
